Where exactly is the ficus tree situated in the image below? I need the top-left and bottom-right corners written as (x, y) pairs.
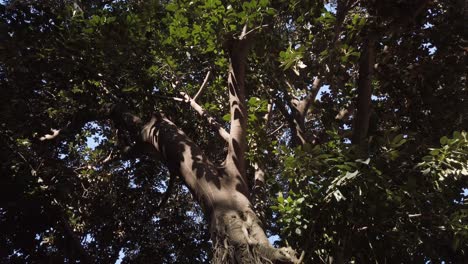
top-left (0, 0), bottom-right (466, 264)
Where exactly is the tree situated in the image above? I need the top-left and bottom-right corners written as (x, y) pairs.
top-left (0, 0), bottom-right (466, 263)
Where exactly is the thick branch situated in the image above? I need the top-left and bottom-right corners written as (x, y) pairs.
top-left (225, 36), bottom-right (251, 193)
top-left (297, 77), bottom-right (321, 117)
top-left (276, 76), bottom-right (321, 147)
top-left (293, 77), bottom-right (322, 145)
top-left (141, 114), bottom-right (222, 211)
top-left (108, 104), bottom-right (143, 130)
top-left (352, 32), bottom-right (376, 145)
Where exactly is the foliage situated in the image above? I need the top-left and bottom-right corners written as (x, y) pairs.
top-left (274, 132), bottom-right (466, 262)
top-left (0, 0), bottom-right (466, 263)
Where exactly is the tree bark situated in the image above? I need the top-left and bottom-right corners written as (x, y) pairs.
top-left (352, 32), bottom-right (376, 145)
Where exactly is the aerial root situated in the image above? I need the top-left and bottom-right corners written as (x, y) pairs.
top-left (212, 237), bottom-right (300, 264)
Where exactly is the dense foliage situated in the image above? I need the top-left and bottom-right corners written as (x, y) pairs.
top-left (1, 0), bottom-right (466, 263)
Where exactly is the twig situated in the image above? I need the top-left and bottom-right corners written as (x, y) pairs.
top-left (154, 95), bottom-right (185, 102)
top-left (300, 76), bottom-right (322, 113)
top-left (264, 101), bottom-right (273, 124)
top-left (101, 150), bottom-right (113, 164)
top-left (268, 124), bottom-right (285, 136)
top-left (244, 24), bottom-right (269, 37)
top-left (193, 70), bottom-right (212, 101)
top-left (297, 251), bottom-right (305, 264)
top-left (408, 213), bottom-right (422, 218)
top-left (240, 23), bottom-right (249, 39)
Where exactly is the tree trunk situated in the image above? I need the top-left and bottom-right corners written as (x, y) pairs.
top-left (352, 32), bottom-right (376, 145)
top-left (139, 115), bottom-right (299, 263)
top-left (121, 29), bottom-right (301, 263)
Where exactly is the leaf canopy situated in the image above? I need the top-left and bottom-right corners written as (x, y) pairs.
top-left (0, 0), bottom-right (466, 263)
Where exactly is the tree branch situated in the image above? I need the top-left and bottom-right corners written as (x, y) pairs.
top-left (243, 24), bottom-right (269, 37)
top-left (224, 36), bottom-right (251, 192)
top-left (154, 87), bottom-right (230, 143)
top-left (264, 101), bottom-right (273, 125)
top-left (295, 76), bottom-right (321, 118)
top-left (352, 31), bottom-right (376, 145)
top-left (268, 123), bottom-right (285, 136)
top-left (180, 92), bottom-right (230, 142)
top-left (193, 70), bottom-right (212, 101)
top-left (140, 114), bottom-right (221, 211)
top-left (280, 78), bottom-right (322, 146)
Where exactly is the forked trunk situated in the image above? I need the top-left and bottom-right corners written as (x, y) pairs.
top-left (140, 115), bottom-right (299, 264)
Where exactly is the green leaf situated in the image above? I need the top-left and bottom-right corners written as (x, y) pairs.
top-left (222, 113), bottom-right (231, 121)
top-left (440, 136), bottom-right (448, 145)
top-left (394, 139), bottom-right (407, 147)
top-left (391, 134), bottom-right (404, 145)
top-left (166, 3), bottom-right (178, 12)
top-left (248, 97), bottom-right (260, 106)
top-left (277, 192), bottom-right (284, 203)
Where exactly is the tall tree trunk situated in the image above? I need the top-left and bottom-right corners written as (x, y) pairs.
top-left (352, 32), bottom-right (376, 145)
top-left (137, 35), bottom-right (300, 264)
